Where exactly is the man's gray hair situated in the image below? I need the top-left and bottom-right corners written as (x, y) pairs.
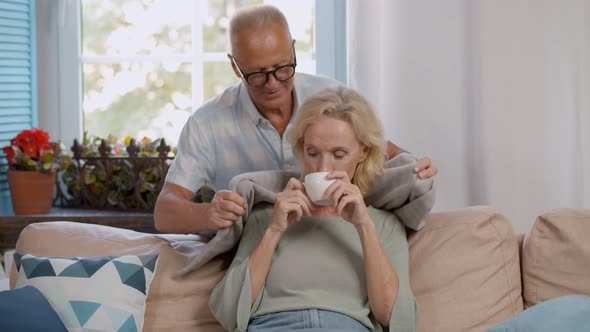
top-left (229, 5), bottom-right (292, 53)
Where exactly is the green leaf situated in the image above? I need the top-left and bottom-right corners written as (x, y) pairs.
top-left (97, 170), bottom-right (106, 181)
top-left (107, 190), bottom-right (119, 206)
top-left (85, 173), bottom-right (96, 184)
top-left (140, 181), bottom-right (155, 193)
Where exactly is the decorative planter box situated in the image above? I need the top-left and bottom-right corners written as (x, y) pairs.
top-left (54, 138), bottom-right (173, 212)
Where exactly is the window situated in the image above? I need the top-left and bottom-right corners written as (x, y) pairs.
top-left (55, 0), bottom-right (346, 146)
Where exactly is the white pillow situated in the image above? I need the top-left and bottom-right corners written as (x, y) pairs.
top-left (14, 253), bottom-right (158, 332)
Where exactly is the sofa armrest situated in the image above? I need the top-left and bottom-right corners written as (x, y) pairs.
top-left (10, 221), bottom-right (202, 287)
top-left (11, 221), bottom-right (227, 331)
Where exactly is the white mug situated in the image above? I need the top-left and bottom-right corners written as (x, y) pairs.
top-left (304, 172), bottom-right (335, 206)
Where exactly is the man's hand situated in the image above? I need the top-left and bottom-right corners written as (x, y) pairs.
top-left (386, 141), bottom-right (438, 179)
top-left (155, 182), bottom-right (247, 233)
top-left (414, 156), bottom-right (438, 179)
top-left (207, 191), bottom-right (248, 229)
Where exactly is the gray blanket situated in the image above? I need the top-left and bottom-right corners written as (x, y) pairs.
top-left (178, 153), bottom-right (435, 275)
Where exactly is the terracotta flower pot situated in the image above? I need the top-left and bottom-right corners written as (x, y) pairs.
top-left (7, 170), bottom-right (56, 215)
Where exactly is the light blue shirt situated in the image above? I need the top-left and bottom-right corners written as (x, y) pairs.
top-left (166, 73), bottom-right (340, 192)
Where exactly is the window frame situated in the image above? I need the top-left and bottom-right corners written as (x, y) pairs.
top-left (52, 0), bottom-right (347, 145)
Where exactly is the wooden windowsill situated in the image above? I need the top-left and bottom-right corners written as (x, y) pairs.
top-left (0, 208), bottom-right (158, 249)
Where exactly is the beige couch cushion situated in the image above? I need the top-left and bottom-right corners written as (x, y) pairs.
top-left (408, 206), bottom-right (523, 332)
top-left (10, 221), bottom-right (228, 332)
top-left (522, 208), bottom-right (590, 308)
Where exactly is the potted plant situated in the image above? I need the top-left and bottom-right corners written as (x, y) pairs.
top-left (2, 128), bottom-right (71, 214)
top-left (58, 133), bottom-right (174, 211)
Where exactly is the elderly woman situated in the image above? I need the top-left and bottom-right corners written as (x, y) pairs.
top-left (209, 87), bottom-right (433, 332)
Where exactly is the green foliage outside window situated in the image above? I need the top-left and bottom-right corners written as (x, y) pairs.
top-left (80, 0), bottom-right (315, 146)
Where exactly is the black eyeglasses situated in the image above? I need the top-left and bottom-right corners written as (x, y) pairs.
top-left (231, 49), bottom-right (297, 87)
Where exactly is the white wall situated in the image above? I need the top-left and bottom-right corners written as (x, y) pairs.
top-left (36, 0), bottom-right (60, 140)
top-left (36, 0), bottom-right (82, 146)
top-left (349, 0), bottom-right (590, 234)
top-left (349, 0), bottom-right (473, 214)
top-left (475, 0), bottom-right (590, 232)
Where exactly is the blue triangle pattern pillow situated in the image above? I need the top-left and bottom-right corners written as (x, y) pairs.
top-left (14, 253), bottom-right (159, 332)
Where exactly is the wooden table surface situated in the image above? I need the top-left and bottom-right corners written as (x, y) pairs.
top-left (0, 208), bottom-right (158, 249)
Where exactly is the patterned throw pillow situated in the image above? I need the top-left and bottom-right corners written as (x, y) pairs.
top-left (14, 253), bottom-right (158, 332)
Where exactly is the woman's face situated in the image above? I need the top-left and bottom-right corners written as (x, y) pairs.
top-left (301, 117), bottom-right (368, 178)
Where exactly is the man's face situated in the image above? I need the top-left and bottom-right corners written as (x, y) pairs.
top-left (230, 24), bottom-right (295, 112)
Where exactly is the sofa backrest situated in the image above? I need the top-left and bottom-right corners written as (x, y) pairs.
top-left (408, 206), bottom-right (524, 332)
top-left (12, 205), bottom-right (557, 332)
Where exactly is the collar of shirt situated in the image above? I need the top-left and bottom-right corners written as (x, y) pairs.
top-left (238, 83), bottom-right (264, 125)
top-left (237, 73), bottom-right (304, 129)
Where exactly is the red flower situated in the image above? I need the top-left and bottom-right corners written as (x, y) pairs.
top-left (2, 128), bottom-right (70, 172)
top-left (31, 128), bottom-right (50, 146)
top-left (2, 146), bottom-right (14, 165)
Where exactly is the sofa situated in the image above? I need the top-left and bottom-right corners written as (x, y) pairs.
top-left (8, 206), bottom-right (590, 332)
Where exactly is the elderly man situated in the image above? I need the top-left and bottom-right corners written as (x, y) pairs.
top-left (154, 5), bottom-right (437, 234)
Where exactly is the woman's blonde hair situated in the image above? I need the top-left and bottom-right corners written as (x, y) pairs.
top-left (288, 87), bottom-right (385, 195)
